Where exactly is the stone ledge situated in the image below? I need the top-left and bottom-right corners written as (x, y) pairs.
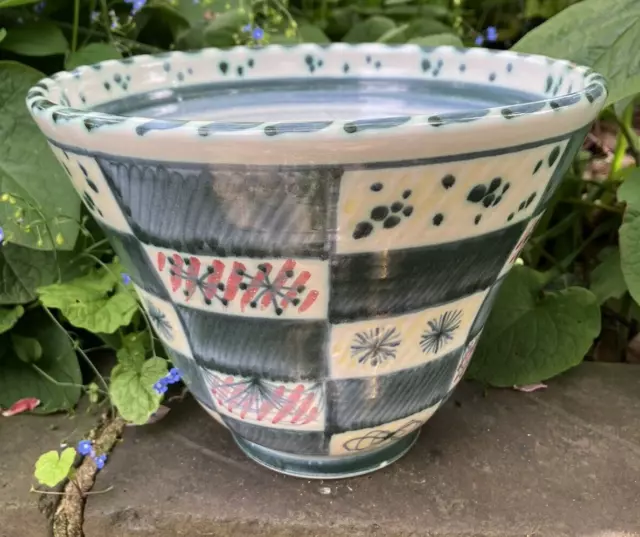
top-left (3, 363), bottom-right (640, 537)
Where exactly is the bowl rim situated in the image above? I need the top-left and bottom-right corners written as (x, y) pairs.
top-left (26, 43), bottom-right (608, 164)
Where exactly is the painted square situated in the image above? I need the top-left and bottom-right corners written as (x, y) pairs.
top-left (335, 139), bottom-right (569, 255)
top-left (143, 244), bottom-right (329, 320)
top-left (200, 369), bottom-right (325, 432)
top-left (329, 289), bottom-right (487, 379)
top-left (329, 402), bottom-right (440, 456)
top-left (48, 144), bottom-right (133, 234)
top-left (134, 285), bottom-right (194, 358)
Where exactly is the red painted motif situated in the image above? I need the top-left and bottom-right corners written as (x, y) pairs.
top-left (209, 374), bottom-right (321, 426)
top-left (155, 252), bottom-right (319, 315)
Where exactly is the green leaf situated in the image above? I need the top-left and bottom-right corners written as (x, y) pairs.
top-left (0, 244), bottom-right (61, 304)
top-left (376, 23), bottom-right (409, 43)
top-left (0, 23), bottom-right (68, 56)
top-left (0, 0), bottom-right (40, 8)
top-left (343, 16), bottom-right (396, 43)
top-left (298, 24), bottom-right (330, 43)
top-left (116, 332), bottom-right (147, 370)
top-left (203, 9), bottom-right (249, 47)
top-left (409, 33), bottom-right (463, 47)
top-left (0, 309), bottom-right (81, 413)
top-left (405, 18), bottom-right (455, 39)
top-left (0, 61), bottom-right (80, 250)
top-left (109, 357), bottom-right (168, 424)
top-left (618, 168), bottom-right (640, 303)
top-left (12, 333), bottom-right (43, 363)
top-left (467, 266), bottom-right (601, 386)
top-left (65, 43), bottom-right (122, 70)
top-left (590, 247), bottom-right (627, 304)
top-left (511, 0), bottom-right (640, 105)
top-left (37, 263), bottom-right (138, 334)
top-left (34, 448), bottom-right (75, 488)
top-left (0, 28), bottom-right (6, 43)
top-left (0, 305), bottom-right (23, 333)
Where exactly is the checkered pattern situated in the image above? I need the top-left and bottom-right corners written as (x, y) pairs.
top-left (50, 131), bottom-right (578, 457)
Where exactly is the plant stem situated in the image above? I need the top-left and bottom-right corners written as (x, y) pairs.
top-left (31, 363), bottom-right (108, 395)
top-left (72, 0), bottom-right (80, 53)
top-left (609, 103), bottom-right (635, 180)
top-left (613, 108), bottom-right (640, 168)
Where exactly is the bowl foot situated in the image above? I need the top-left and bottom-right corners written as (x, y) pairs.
top-left (232, 429), bottom-right (420, 480)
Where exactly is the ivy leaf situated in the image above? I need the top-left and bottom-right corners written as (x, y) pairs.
top-left (0, 23), bottom-right (68, 56)
top-left (0, 305), bottom-right (24, 334)
top-left (0, 309), bottom-right (81, 413)
top-left (116, 332), bottom-right (147, 370)
top-left (590, 247), bottom-right (627, 304)
top-left (34, 448), bottom-right (75, 488)
top-left (11, 333), bottom-right (43, 363)
top-left (0, 61), bottom-right (80, 250)
top-left (109, 357), bottom-right (168, 424)
top-left (298, 24), bottom-right (330, 44)
top-left (343, 16), bottom-right (396, 43)
top-left (467, 266), bottom-right (601, 386)
top-left (511, 0), bottom-right (640, 105)
top-left (65, 43), bottom-right (122, 70)
top-left (37, 263), bottom-right (138, 334)
top-left (618, 168), bottom-right (640, 304)
top-left (409, 33), bottom-right (463, 47)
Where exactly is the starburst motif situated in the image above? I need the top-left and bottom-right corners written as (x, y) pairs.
top-left (420, 310), bottom-right (462, 354)
top-left (351, 327), bottom-right (401, 366)
top-left (146, 301), bottom-right (173, 340)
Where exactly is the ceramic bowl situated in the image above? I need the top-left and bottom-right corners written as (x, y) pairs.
top-left (27, 44), bottom-right (607, 478)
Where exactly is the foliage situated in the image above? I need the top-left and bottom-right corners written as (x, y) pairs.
top-left (34, 448), bottom-right (75, 487)
top-left (0, 0), bottom-right (639, 440)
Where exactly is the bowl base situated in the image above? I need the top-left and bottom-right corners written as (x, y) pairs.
top-left (232, 429), bottom-right (420, 480)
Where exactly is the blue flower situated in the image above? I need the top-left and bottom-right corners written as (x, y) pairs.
top-left (34, 1), bottom-right (46, 14)
top-left (77, 439), bottom-right (93, 456)
top-left (124, 0), bottom-right (146, 14)
top-left (90, 11), bottom-right (99, 22)
top-left (252, 27), bottom-right (264, 40)
top-left (121, 273), bottom-right (131, 285)
top-left (153, 379), bottom-right (168, 395)
top-left (474, 35), bottom-right (484, 46)
top-left (93, 453), bottom-right (107, 470)
top-left (0, 227), bottom-right (4, 245)
top-left (167, 367), bottom-right (181, 384)
top-left (486, 26), bottom-right (498, 42)
top-left (242, 23), bottom-right (252, 33)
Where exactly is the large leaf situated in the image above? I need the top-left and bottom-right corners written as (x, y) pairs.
top-left (298, 24), bottom-right (330, 44)
top-left (409, 33), bottom-right (463, 47)
top-left (0, 309), bottom-right (81, 413)
top-left (34, 448), bottom-right (75, 488)
top-left (405, 18), bottom-right (455, 39)
top-left (203, 9), bottom-right (249, 47)
top-left (467, 266), bottom-right (601, 386)
top-left (590, 247), bottom-right (627, 304)
top-left (511, 0), bottom-right (640, 105)
top-left (109, 356), bottom-right (167, 424)
top-left (0, 23), bottom-right (68, 56)
top-left (0, 305), bottom-right (23, 334)
top-left (37, 263), bottom-right (138, 334)
top-left (0, 62), bottom-right (79, 250)
top-left (618, 168), bottom-right (640, 303)
top-left (343, 16), bottom-right (397, 43)
top-left (0, 243), bottom-right (60, 304)
top-left (65, 43), bottom-right (122, 70)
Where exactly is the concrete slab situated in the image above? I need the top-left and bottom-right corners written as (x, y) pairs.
top-left (80, 363), bottom-right (640, 537)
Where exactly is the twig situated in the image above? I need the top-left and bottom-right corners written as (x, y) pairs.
top-left (31, 485), bottom-right (114, 496)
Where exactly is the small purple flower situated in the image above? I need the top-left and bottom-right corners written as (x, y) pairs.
top-left (90, 11), bottom-right (99, 22)
top-left (124, 0), bottom-right (146, 14)
top-left (121, 273), bottom-right (131, 285)
top-left (252, 27), bottom-right (264, 40)
top-left (242, 23), bottom-right (252, 33)
top-left (474, 35), bottom-right (484, 46)
top-left (34, 1), bottom-right (46, 14)
top-left (93, 453), bottom-right (107, 470)
top-left (486, 26), bottom-right (498, 42)
top-left (0, 227), bottom-right (4, 245)
top-left (153, 379), bottom-right (168, 395)
top-left (77, 439), bottom-right (93, 456)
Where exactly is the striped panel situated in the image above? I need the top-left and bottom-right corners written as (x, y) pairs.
top-left (101, 225), bottom-right (169, 299)
top-left (467, 275), bottom-right (507, 341)
top-left (329, 219), bottom-right (528, 321)
top-left (222, 415), bottom-right (328, 455)
top-left (143, 245), bottom-right (329, 320)
top-left (176, 305), bottom-right (328, 381)
top-left (97, 157), bottom-right (341, 258)
top-left (326, 347), bottom-right (460, 433)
